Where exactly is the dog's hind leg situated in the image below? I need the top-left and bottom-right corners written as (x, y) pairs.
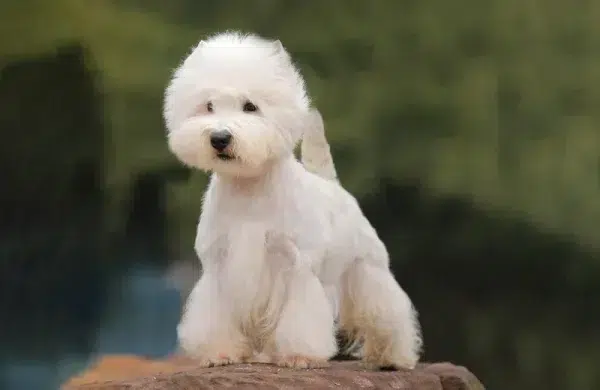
top-left (340, 259), bottom-right (422, 370)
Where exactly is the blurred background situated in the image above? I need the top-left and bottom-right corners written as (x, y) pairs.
top-left (1, 0), bottom-right (600, 389)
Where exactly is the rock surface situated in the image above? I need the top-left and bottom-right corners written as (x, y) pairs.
top-left (63, 355), bottom-right (485, 390)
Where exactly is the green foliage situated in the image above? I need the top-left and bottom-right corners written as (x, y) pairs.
top-left (2, 0), bottom-right (600, 246)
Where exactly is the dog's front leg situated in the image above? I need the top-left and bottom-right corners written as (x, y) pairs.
top-left (273, 248), bottom-right (337, 368)
top-left (177, 270), bottom-right (250, 367)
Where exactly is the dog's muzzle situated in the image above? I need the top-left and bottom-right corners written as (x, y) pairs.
top-left (210, 129), bottom-right (232, 152)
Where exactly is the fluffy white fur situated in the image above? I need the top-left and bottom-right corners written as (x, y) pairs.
top-left (164, 31), bottom-right (422, 370)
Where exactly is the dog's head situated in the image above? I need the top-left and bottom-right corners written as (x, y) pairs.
top-left (164, 31), bottom-right (310, 178)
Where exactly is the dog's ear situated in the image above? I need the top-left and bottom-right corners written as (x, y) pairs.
top-left (189, 40), bottom-right (206, 57)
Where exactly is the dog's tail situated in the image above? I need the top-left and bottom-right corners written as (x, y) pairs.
top-left (301, 109), bottom-right (338, 182)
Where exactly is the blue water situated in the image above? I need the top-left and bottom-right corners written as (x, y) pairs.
top-left (0, 265), bottom-right (182, 390)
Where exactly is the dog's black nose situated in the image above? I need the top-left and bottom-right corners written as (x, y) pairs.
top-left (210, 130), bottom-right (232, 151)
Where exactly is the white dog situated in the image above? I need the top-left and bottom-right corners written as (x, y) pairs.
top-left (163, 31), bottom-right (422, 370)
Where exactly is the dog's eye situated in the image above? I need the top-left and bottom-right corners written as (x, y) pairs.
top-left (243, 101), bottom-right (258, 113)
top-left (206, 102), bottom-right (213, 113)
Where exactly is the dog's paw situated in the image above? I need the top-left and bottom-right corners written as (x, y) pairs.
top-left (275, 355), bottom-right (329, 369)
top-left (197, 353), bottom-right (242, 368)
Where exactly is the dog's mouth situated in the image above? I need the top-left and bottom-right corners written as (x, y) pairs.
top-left (216, 152), bottom-right (234, 161)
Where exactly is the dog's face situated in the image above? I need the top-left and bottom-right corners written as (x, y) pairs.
top-left (164, 32), bottom-right (310, 178)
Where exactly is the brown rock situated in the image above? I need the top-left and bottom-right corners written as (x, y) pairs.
top-left (62, 355), bottom-right (485, 390)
